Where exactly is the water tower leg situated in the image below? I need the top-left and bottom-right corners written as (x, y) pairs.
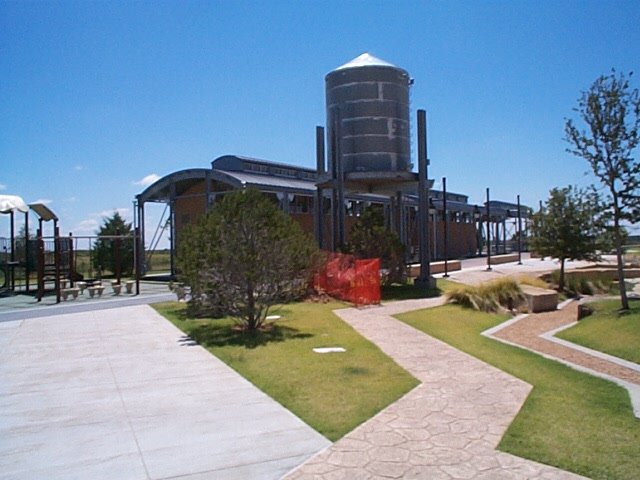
top-left (415, 109), bottom-right (435, 289)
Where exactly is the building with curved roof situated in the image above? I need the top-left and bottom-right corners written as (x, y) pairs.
top-left (135, 54), bottom-right (530, 277)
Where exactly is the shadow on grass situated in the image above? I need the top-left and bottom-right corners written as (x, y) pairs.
top-left (381, 283), bottom-right (442, 301)
top-left (187, 322), bottom-right (313, 349)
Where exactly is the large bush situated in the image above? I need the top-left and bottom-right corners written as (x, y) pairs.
top-left (177, 189), bottom-right (318, 331)
top-left (92, 212), bottom-right (134, 276)
top-left (345, 207), bottom-right (406, 285)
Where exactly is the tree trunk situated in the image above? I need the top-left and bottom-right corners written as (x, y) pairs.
top-left (246, 279), bottom-right (256, 330)
top-left (613, 216), bottom-right (629, 310)
top-left (559, 257), bottom-right (565, 292)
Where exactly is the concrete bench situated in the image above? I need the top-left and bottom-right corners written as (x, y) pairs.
top-left (87, 285), bottom-right (105, 298)
top-left (61, 288), bottom-right (80, 301)
top-left (521, 285), bottom-right (558, 313)
top-left (76, 281), bottom-right (87, 294)
top-left (111, 282), bottom-right (122, 295)
top-left (489, 253), bottom-right (520, 265)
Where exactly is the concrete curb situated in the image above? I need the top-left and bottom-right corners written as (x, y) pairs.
top-left (481, 302), bottom-right (640, 418)
top-left (0, 293), bottom-right (175, 323)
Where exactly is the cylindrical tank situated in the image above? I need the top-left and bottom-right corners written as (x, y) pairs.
top-left (326, 53), bottom-right (411, 176)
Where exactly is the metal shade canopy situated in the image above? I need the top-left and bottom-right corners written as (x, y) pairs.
top-left (0, 195), bottom-right (29, 214)
top-left (29, 203), bottom-right (58, 222)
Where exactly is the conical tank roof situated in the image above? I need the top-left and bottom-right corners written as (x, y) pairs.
top-left (333, 53), bottom-right (398, 71)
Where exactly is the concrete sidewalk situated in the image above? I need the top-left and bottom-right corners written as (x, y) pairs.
top-left (0, 305), bottom-right (330, 480)
top-left (443, 255), bottom-right (602, 286)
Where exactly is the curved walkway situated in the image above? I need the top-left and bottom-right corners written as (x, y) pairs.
top-left (484, 300), bottom-right (640, 418)
top-left (285, 298), bottom-right (585, 480)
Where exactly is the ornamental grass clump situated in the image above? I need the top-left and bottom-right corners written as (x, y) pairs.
top-left (516, 275), bottom-right (549, 289)
top-left (446, 278), bottom-right (524, 313)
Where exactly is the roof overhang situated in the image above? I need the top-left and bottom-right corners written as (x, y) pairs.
top-left (29, 203), bottom-right (58, 222)
top-left (137, 169), bottom-right (213, 203)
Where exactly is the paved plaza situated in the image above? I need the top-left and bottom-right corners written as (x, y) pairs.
top-left (1, 257), bottom-right (638, 479)
top-left (0, 306), bottom-right (330, 479)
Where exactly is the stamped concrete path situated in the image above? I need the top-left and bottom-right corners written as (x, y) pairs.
top-left (0, 305), bottom-right (330, 480)
top-left (285, 298), bottom-right (585, 480)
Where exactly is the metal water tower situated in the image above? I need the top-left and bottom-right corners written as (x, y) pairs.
top-left (324, 53), bottom-right (416, 193)
top-left (314, 53), bottom-right (435, 287)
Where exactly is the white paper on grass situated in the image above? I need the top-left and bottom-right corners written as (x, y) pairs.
top-left (313, 347), bottom-right (346, 354)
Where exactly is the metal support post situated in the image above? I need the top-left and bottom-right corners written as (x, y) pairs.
top-left (517, 194), bottom-right (522, 264)
top-left (169, 183), bottom-right (176, 279)
top-left (54, 223), bottom-right (61, 303)
top-left (443, 177), bottom-right (449, 277)
top-left (315, 126), bottom-right (325, 249)
top-left (25, 210), bottom-right (30, 292)
top-left (415, 109), bottom-right (435, 289)
top-left (486, 188), bottom-right (492, 271)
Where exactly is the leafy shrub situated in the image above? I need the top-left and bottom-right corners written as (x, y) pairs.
top-left (177, 189), bottom-right (318, 330)
top-left (345, 208), bottom-right (406, 285)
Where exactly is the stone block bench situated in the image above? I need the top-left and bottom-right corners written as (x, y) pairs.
top-left (521, 285), bottom-right (558, 313)
top-left (87, 285), bottom-right (105, 298)
top-left (490, 253), bottom-right (520, 265)
top-left (76, 281), bottom-right (87, 294)
top-left (60, 288), bottom-right (80, 301)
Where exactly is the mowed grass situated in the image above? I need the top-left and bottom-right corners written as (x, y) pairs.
top-left (154, 301), bottom-right (419, 441)
top-left (396, 304), bottom-right (640, 480)
top-left (557, 299), bottom-right (640, 364)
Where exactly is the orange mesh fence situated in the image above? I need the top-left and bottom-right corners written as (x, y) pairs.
top-left (314, 253), bottom-right (381, 306)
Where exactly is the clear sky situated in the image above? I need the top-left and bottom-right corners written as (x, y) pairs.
top-left (2, 0), bottom-right (639, 244)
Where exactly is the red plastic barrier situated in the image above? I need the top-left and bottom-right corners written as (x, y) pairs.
top-left (314, 253), bottom-right (380, 306)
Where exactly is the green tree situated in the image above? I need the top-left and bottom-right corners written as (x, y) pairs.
top-left (345, 207), bottom-right (406, 285)
top-left (177, 189), bottom-right (317, 331)
top-left (92, 212), bottom-right (134, 276)
top-left (565, 70), bottom-right (640, 309)
top-left (15, 224), bottom-right (36, 267)
top-left (531, 186), bottom-right (606, 292)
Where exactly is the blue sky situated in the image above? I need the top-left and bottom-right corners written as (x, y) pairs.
top-left (2, 0), bottom-right (639, 244)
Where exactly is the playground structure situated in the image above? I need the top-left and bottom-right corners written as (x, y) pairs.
top-left (1, 195), bottom-right (143, 303)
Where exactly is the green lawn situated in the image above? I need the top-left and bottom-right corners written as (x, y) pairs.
top-left (557, 299), bottom-right (640, 364)
top-left (397, 304), bottom-right (640, 480)
top-left (154, 301), bottom-right (419, 441)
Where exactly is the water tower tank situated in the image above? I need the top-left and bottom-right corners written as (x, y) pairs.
top-left (325, 53), bottom-right (414, 190)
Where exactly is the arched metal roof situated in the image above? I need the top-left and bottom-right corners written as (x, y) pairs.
top-left (136, 169), bottom-right (212, 203)
top-left (136, 166), bottom-right (318, 204)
